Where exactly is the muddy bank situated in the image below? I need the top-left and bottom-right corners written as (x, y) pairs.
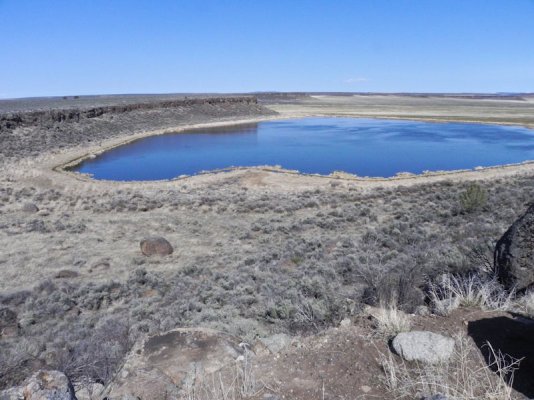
top-left (0, 96), bottom-right (276, 163)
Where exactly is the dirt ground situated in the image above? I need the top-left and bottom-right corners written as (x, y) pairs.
top-left (252, 308), bottom-right (533, 400)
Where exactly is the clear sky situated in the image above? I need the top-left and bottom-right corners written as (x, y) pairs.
top-left (1, 0), bottom-right (533, 98)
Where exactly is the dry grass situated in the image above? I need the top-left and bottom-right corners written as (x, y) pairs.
top-left (184, 348), bottom-right (266, 400)
top-left (379, 334), bottom-right (521, 400)
top-left (371, 301), bottom-right (412, 337)
top-left (428, 274), bottom-right (516, 316)
top-left (514, 289), bottom-right (534, 319)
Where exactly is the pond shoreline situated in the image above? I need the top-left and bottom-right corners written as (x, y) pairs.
top-left (49, 113), bottom-right (534, 188)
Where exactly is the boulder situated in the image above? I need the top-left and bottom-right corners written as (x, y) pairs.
top-left (392, 331), bottom-right (455, 364)
top-left (495, 204), bottom-right (534, 291)
top-left (0, 370), bottom-right (77, 400)
top-left (22, 203), bottom-right (39, 213)
top-left (54, 270), bottom-right (80, 279)
top-left (140, 236), bottom-right (173, 256)
top-left (259, 333), bottom-right (292, 354)
top-left (108, 328), bottom-right (247, 399)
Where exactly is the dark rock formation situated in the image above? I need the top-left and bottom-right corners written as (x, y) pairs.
top-left (140, 236), bottom-right (174, 256)
top-left (108, 328), bottom-right (246, 399)
top-left (0, 96), bottom-right (276, 162)
top-left (494, 204), bottom-right (534, 291)
top-left (0, 97), bottom-right (259, 132)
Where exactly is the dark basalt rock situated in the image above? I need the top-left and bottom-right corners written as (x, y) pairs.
top-left (494, 204), bottom-right (534, 291)
top-left (0, 96), bottom-right (276, 163)
top-left (140, 236), bottom-right (174, 256)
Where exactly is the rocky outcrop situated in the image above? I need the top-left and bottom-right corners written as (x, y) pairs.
top-left (140, 236), bottom-right (173, 256)
top-left (392, 331), bottom-right (455, 364)
top-left (0, 370), bottom-right (77, 400)
top-left (108, 328), bottom-right (248, 399)
top-left (495, 204), bottom-right (534, 291)
top-left (0, 96), bottom-right (276, 162)
top-left (0, 97), bottom-right (259, 132)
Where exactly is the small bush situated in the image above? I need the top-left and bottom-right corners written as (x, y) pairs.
top-left (459, 184), bottom-right (487, 212)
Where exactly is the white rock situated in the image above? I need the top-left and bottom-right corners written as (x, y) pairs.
top-left (392, 331), bottom-right (455, 364)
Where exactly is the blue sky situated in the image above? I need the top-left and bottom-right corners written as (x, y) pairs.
top-left (1, 0), bottom-right (533, 98)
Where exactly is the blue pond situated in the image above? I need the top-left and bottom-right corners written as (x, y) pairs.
top-left (74, 117), bottom-right (534, 181)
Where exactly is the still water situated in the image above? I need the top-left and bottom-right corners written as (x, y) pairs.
top-left (74, 118), bottom-right (534, 181)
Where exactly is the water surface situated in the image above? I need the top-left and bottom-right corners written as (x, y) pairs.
top-left (75, 118), bottom-right (534, 181)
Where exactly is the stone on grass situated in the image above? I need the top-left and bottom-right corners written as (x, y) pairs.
top-left (140, 236), bottom-right (173, 256)
top-left (54, 270), bottom-right (80, 279)
top-left (22, 203), bottom-right (39, 213)
top-left (392, 331), bottom-right (455, 364)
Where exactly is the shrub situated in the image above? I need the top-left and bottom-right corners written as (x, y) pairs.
top-left (459, 183), bottom-right (487, 212)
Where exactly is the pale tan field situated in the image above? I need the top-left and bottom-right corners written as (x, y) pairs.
top-left (269, 94), bottom-right (534, 128)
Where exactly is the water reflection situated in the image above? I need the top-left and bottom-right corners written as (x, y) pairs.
top-left (74, 118), bottom-right (534, 181)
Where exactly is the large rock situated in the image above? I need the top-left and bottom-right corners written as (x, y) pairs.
top-left (22, 203), bottom-right (39, 213)
top-left (140, 236), bottom-right (173, 256)
top-left (495, 204), bottom-right (534, 291)
top-left (108, 328), bottom-right (248, 399)
top-left (0, 370), bottom-right (77, 400)
top-left (259, 333), bottom-right (292, 354)
top-left (392, 331), bottom-right (455, 364)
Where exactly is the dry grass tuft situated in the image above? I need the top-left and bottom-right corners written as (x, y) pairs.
top-left (427, 273), bottom-right (515, 316)
top-left (379, 334), bottom-right (521, 400)
top-left (185, 347), bottom-right (266, 400)
top-left (514, 289), bottom-right (534, 318)
top-left (371, 301), bottom-right (412, 337)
